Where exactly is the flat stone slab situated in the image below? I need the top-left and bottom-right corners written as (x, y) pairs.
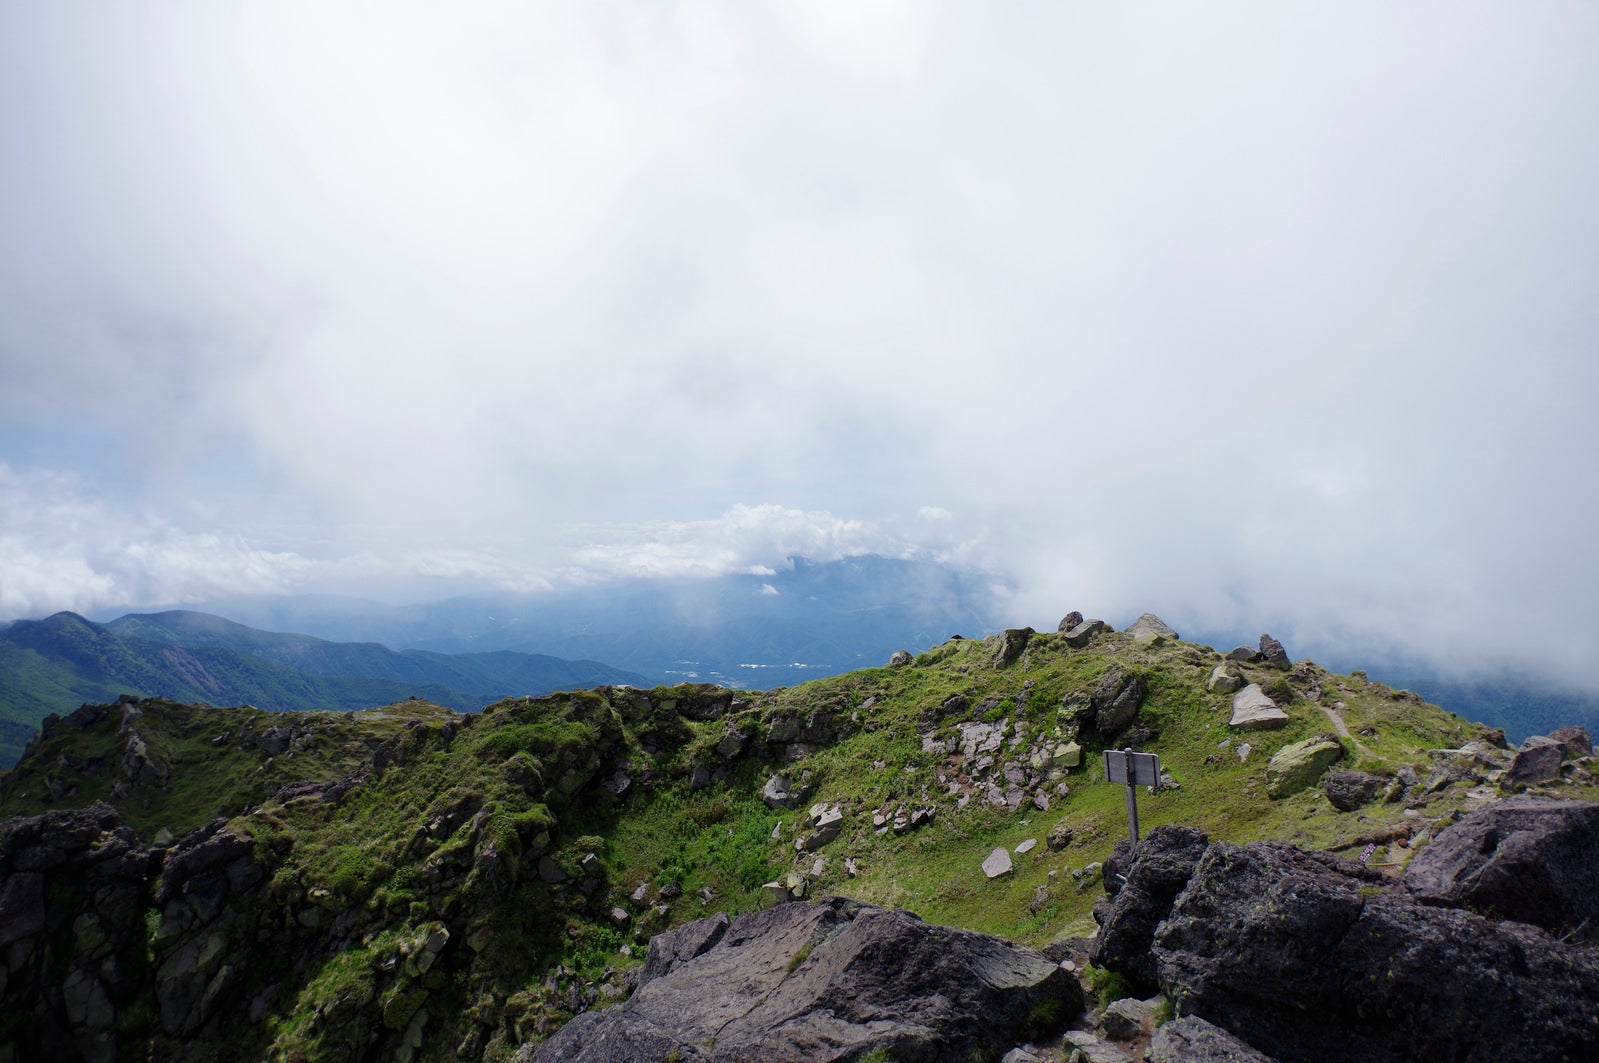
top-left (1229, 685), bottom-right (1288, 730)
top-left (530, 898), bottom-right (1080, 1062)
top-left (983, 848), bottom-right (1014, 878)
top-left (1015, 838), bottom-right (1037, 855)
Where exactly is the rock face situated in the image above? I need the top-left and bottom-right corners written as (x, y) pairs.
top-left (1163, 842), bottom-right (1599, 1062)
top-left (529, 898), bottom-right (1081, 1062)
top-left (0, 802), bottom-right (152, 1063)
top-left (1403, 796), bottom-right (1599, 942)
top-left (1227, 685), bottom-right (1287, 730)
top-left (1264, 734), bottom-right (1344, 798)
top-left (1094, 834), bottom-right (1599, 1063)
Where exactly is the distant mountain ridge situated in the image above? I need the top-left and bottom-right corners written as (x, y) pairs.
top-left (0, 611), bottom-right (652, 768)
top-left (137, 554), bottom-right (1006, 687)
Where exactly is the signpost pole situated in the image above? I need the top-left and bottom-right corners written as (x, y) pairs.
top-left (1123, 747), bottom-right (1140, 842)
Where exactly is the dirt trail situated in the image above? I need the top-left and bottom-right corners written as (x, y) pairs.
top-left (1319, 702), bottom-right (1381, 762)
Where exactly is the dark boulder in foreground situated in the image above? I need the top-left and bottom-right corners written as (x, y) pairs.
top-left (1130, 839), bottom-right (1599, 1063)
top-left (1403, 796), bottom-right (1599, 942)
top-left (528, 897), bottom-right (1081, 1062)
top-left (1088, 825), bottom-right (1209, 995)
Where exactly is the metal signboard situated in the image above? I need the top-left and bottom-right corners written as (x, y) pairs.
top-left (1103, 749), bottom-right (1162, 787)
top-left (1103, 748), bottom-right (1163, 842)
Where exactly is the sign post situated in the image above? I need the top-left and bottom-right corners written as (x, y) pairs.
top-left (1103, 748), bottom-right (1162, 843)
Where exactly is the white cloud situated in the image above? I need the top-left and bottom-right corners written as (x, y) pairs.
top-left (2, 4), bottom-right (1598, 688)
top-left (0, 464), bottom-right (315, 616)
top-left (559, 503), bottom-right (975, 581)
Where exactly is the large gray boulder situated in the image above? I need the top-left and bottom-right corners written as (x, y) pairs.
top-left (1126, 613), bottom-right (1178, 646)
top-left (1322, 770), bottom-right (1383, 812)
top-left (1150, 841), bottom-right (1599, 1063)
top-left (530, 898), bottom-right (1082, 1062)
top-left (1063, 619), bottom-right (1110, 648)
top-left (1403, 796), bottom-right (1599, 942)
top-left (1506, 735), bottom-right (1566, 786)
top-left (1228, 685), bottom-right (1287, 730)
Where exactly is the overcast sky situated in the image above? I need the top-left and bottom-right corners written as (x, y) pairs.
top-left (2, 3), bottom-right (1597, 686)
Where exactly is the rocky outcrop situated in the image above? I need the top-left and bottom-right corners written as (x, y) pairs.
top-left (1403, 796), bottom-right (1599, 942)
top-left (0, 802), bottom-right (154, 1063)
top-left (528, 898), bottom-right (1081, 1062)
top-left (1057, 611), bottom-right (1085, 632)
top-left (1547, 725), bottom-right (1593, 758)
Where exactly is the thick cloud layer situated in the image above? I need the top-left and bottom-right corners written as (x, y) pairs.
top-left (2, 4), bottom-right (1596, 685)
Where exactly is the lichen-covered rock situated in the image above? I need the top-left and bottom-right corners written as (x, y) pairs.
top-left (1265, 735), bottom-right (1344, 798)
top-left (1205, 664), bottom-right (1244, 695)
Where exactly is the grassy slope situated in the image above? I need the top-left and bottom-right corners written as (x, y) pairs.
top-left (3, 625), bottom-right (1593, 1060)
